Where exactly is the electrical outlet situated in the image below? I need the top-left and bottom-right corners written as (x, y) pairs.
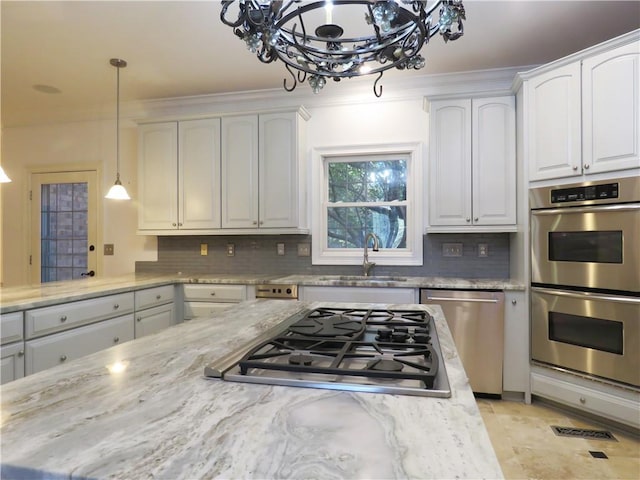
top-left (226, 243), bottom-right (235, 257)
top-left (297, 243), bottom-right (311, 257)
top-left (478, 243), bottom-right (489, 257)
top-left (104, 244), bottom-right (114, 256)
top-left (200, 243), bottom-right (208, 256)
top-left (277, 243), bottom-right (285, 256)
top-left (442, 243), bottom-right (463, 257)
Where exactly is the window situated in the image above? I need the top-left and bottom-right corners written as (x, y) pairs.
top-left (312, 143), bottom-right (423, 266)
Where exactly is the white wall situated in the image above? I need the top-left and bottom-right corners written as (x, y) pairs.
top-left (1, 119), bottom-right (156, 286)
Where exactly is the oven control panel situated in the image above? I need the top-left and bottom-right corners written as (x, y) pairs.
top-left (256, 284), bottom-right (298, 299)
top-left (551, 182), bottom-right (619, 203)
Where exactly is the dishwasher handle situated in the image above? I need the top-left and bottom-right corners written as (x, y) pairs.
top-left (422, 296), bottom-right (499, 304)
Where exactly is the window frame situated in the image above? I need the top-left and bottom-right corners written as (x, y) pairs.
top-left (312, 143), bottom-right (423, 266)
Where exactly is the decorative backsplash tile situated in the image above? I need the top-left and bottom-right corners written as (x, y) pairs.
top-left (136, 233), bottom-right (510, 279)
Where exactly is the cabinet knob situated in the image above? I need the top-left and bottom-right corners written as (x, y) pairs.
top-left (584, 164), bottom-right (590, 170)
top-left (178, 223), bottom-right (183, 226)
top-left (210, 292), bottom-right (216, 296)
top-left (156, 294), bottom-right (162, 300)
top-left (172, 223), bottom-right (177, 227)
top-left (253, 221), bottom-right (258, 225)
top-left (113, 304), bottom-right (120, 310)
top-left (466, 218), bottom-right (471, 222)
top-left (60, 355), bottom-right (67, 362)
top-left (259, 221), bottom-right (264, 225)
top-left (474, 217), bottom-right (478, 222)
top-left (18, 350), bottom-right (24, 357)
top-left (511, 299), bottom-right (517, 305)
top-left (579, 397), bottom-right (586, 404)
top-left (60, 315), bottom-right (67, 322)
top-left (137, 317), bottom-right (142, 322)
top-left (572, 165), bottom-right (579, 171)
top-left (113, 336), bottom-right (120, 343)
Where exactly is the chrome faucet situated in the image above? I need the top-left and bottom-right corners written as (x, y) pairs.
top-left (363, 232), bottom-right (380, 276)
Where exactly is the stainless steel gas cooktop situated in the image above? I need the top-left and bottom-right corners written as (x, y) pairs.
top-left (205, 307), bottom-right (451, 397)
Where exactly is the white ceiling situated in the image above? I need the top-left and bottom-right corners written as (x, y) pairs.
top-left (2, 1), bottom-right (639, 127)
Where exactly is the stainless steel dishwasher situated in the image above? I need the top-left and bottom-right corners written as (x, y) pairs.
top-left (420, 289), bottom-right (504, 395)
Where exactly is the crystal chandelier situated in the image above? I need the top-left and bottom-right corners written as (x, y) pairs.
top-left (220, 0), bottom-right (465, 97)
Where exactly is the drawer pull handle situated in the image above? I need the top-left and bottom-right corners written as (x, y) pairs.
top-left (60, 315), bottom-right (67, 322)
top-left (156, 295), bottom-right (162, 300)
top-left (114, 336), bottom-right (120, 343)
top-left (60, 355), bottom-right (67, 362)
top-left (113, 304), bottom-right (120, 310)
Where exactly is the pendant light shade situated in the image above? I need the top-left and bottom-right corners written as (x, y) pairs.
top-left (105, 58), bottom-right (130, 200)
top-left (0, 166), bottom-right (11, 183)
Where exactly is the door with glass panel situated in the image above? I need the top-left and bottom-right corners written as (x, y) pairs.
top-left (30, 171), bottom-right (98, 283)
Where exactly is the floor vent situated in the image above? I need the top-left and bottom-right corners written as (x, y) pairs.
top-left (551, 426), bottom-right (617, 441)
top-left (589, 450), bottom-right (609, 459)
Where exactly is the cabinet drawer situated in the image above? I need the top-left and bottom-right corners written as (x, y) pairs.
top-left (183, 302), bottom-right (235, 320)
top-left (182, 284), bottom-right (246, 303)
top-left (25, 314), bottom-right (134, 375)
top-left (135, 285), bottom-right (175, 310)
top-left (1, 342), bottom-right (25, 384)
top-left (1, 311), bottom-right (24, 345)
top-left (25, 293), bottom-right (134, 339)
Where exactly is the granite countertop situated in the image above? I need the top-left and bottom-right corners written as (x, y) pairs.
top-left (0, 300), bottom-right (503, 479)
top-left (0, 273), bottom-right (525, 313)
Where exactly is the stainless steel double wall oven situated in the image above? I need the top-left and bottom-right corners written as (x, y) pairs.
top-left (530, 176), bottom-right (640, 388)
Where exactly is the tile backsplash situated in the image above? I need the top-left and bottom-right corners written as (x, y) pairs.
top-left (136, 233), bottom-right (510, 279)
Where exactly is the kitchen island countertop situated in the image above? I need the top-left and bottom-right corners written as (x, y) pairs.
top-left (0, 300), bottom-right (503, 479)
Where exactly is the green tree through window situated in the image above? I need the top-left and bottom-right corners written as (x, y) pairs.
top-left (327, 158), bottom-right (407, 249)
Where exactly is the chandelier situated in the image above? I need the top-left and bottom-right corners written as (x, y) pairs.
top-left (220, 1), bottom-right (465, 97)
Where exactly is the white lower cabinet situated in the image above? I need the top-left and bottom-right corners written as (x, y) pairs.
top-left (299, 286), bottom-right (417, 304)
top-left (134, 285), bottom-right (176, 338)
top-left (531, 367), bottom-right (640, 430)
top-left (1, 342), bottom-right (25, 384)
top-left (182, 284), bottom-right (252, 320)
top-left (25, 314), bottom-right (134, 375)
top-left (503, 291), bottom-right (529, 397)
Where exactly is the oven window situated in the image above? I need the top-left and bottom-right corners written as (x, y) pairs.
top-left (549, 312), bottom-right (623, 354)
top-left (548, 231), bottom-right (622, 263)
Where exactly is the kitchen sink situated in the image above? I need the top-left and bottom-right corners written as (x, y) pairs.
top-left (318, 275), bottom-right (408, 282)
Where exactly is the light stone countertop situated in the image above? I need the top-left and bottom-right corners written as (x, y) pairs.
top-left (0, 272), bottom-right (524, 313)
top-left (0, 300), bottom-right (503, 479)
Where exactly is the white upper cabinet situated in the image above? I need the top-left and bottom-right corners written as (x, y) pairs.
top-left (428, 96), bottom-right (516, 232)
top-left (138, 118), bottom-right (221, 232)
top-left (221, 110), bottom-right (308, 232)
top-left (582, 41), bottom-right (640, 174)
top-left (526, 63), bottom-right (582, 181)
top-left (524, 32), bottom-right (640, 182)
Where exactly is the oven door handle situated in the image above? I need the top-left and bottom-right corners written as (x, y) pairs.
top-left (531, 203), bottom-right (640, 216)
top-left (532, 286), bottom-right (640, 304)
top-left (423, 296), bottom-right (499, 304)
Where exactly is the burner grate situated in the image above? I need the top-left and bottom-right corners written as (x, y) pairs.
top-left (551, 426), bottom-right (617, 441)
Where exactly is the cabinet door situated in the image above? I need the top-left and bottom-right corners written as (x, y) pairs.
top-left (472, 97), bottom-right (516, 225)
top-left (135, 304), bottom-right (174, 338)
top-left (25, 314), bottom-right (134, 375)
top-left (138, 123), bottom-right (178, 230)
top-left (259, 112), bottom-right (299, 228)
top-left (179, 118), bottom-right (222, 229)
top-left (428, 99), bottom-right (472, 226)
top-left (583, 41), bottom-right (640, 174)
top-left (222, 115), bottom-right (259, 228)
top-left (1, 342), bottom-right (25, 384)
top-left (527, 63), bottom-right (582, 181)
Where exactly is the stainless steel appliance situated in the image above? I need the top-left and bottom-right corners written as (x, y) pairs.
top-left (420, 289), bottom-right (504, 395)
top-left (205, 307), bottom-right (451, 398)
top-left (530, 176), bottom-right (640, 388)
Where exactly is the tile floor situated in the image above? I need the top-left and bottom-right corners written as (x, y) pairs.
top-left (477, 398), bottom-right (640, 480)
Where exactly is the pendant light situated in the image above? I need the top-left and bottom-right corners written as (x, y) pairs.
top-left (105, 58), bottom-right (131, 200)
top-left (0, 166), bottom-right (11, 183)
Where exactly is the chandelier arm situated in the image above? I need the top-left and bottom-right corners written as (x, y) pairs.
top-left (283, 64), bottom-right (298, 92)
top-left (220, 0), bottom-right (246, 28)
top-left (373, 72), bottom-right (383, 98)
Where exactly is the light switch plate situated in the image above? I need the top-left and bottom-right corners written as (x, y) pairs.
top-left (442, 243), bottom-right (463, 257)
top-left (478, 244), bottom-right (489, 257)
top-left (277, 243), bottom-right (285, 256)
top-left (104, 244), bottom-right (114, 256)
top-left (226, 243), bottom-right (235, 257)
top-left (297, 243), bottom-right (310, 257)
top-left (200, 243), bottom-right (208, 256)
